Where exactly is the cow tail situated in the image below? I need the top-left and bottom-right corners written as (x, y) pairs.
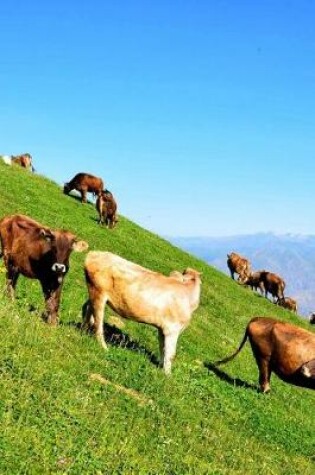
top-left (214, 327), bottom-right (249, 366)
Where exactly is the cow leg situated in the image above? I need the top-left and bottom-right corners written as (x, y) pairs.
top-left (87, 293), bottom-right (108, 349)
top-left (41, 285), bottom-right (62, 325)
top-left (82, 299), bottom-right (95, 331)
top-left (6, 266), bottom-right (19, 299)
top-left (158, 328), bottom-right (165, 368)
top-left (81, 188), bottom-right (87, 203)
top-left (163, 329), bottom-right (180, 375)
top-left (257, 358), bottom-right (271, 393)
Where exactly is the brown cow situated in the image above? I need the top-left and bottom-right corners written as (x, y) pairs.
top-left (0, 214), bottom-right (88, 324)
top-left (11, 153), bottom-right (35, 171)
top-left (96, 189), bottom-right (118, 228)
top-left (64, 173), bottom-right (104, 203)
top-left (277, 297), bottom-right (298, 313)
top-left (82, 251), bottom-right (202, 374)
top-left (227, 252), bottom-right (251, 283)
top-left (215, 317), bottom-right (315, 392)
top-left (260, 271), bottom-right (285, 302)
top-left (243, 270), bottom-right (265, 294)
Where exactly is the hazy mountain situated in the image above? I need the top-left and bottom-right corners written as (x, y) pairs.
top-left (169, 233), bottom-right (315, 318)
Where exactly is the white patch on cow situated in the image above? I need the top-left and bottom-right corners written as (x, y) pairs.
top-left (1, 155), bottom-right (12, 165)
top-left (51, 263), bottom-right (66, 273)
top-left (301, 365), bottom-right (311, 378)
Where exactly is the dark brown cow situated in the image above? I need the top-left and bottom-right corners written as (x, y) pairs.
top-left (0, 214), bottom-right (88, 324)
top-left (227, 252), bottom-right (251, 283)
top-left (96, 189), bottom-right (118, 229)
top-left (260, 271), bottom-right (285, 302)
top-left (11, 153), bottom-right (35, 172)
top-left (215, 317), bottom-right (315, 392)
top-left (277, 297), bottom-right (298, 313)
top-left (309, 313), bottom-right (315, 325)
top-left (64, 173), bottom-right (104, 203)
top-left (243, 270), bottom-right (265, 294)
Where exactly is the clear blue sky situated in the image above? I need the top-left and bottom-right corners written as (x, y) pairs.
top-left (1, 1), bottom-right (315, 237)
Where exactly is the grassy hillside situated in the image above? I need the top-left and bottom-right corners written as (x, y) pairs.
top-left (0, 162), bottom-right (314, 474)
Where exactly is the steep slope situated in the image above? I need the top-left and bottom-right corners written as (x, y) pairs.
top-left (0, 162), bottom-right (314, 474)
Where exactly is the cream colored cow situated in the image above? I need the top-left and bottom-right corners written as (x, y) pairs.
top-left (82, 251), bottom-right (202, 374)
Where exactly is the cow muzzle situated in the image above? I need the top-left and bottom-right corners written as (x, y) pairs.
top-left (51, 263), bottom-right (67, 274)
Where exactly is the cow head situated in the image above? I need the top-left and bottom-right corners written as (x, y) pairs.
top-left (63, 183), bottom-right (71, 195)
top-left (182, 268), bottom-right (202, 283)
top-left (39, 228), bottom-right (88, 283)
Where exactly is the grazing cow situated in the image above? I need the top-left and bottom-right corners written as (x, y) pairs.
top-left (277, 297), bottom-right (298, 313)
top-left (243, 270), bottom-right (265, 294)
top-left (260, 271), bottom-right (285, 302)
top-left (215, 317), bottom-right (315, 392)
top-left (82, 251), bottom-right (202, 374)
top-left (0, 214), bottom-right (88, 324)
top-left (64, 173), bottom-right (104, 203)
top-left (96, 189), bottom-right (118, 229)
top-left (227, 252), bottom-right (251, 283)
top-left (11, 153), bottom-right (35, 172)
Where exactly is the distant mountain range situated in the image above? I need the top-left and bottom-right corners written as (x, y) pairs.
top-left (169, 233), bottom-right (315, 318)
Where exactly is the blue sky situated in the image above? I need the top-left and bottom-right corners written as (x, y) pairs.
top-left (1, 1), bottom-right (315, 237)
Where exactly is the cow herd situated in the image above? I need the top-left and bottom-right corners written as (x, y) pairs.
top-left (227, 252), bottom-right (297, 312)
top-left (0, 162), bottom-right (314, 392)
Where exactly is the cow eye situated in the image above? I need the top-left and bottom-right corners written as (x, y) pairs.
top-left (40, 229), bottom-right (54, 242)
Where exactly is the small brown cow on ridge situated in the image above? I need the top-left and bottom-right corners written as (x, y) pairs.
top-left (64, 173), bottom-right (104, 203)
top-left (227, 252), bottom-right (251, 283)
top-left (277, 297), bottom-right (298, 313)
top-left (10, 153), bottom-right (34, 171)
top-left (215, 317), bottom-right (315, 392)
top-left (96, 189), bottom-right (118, 228)
top-left (243, 270), bottom-right (265, 294)
top-left (82, 251), bottom-right (202, 374)
top-left (0, 214), bottom-right (88, 324)
top-left (260, 271), bottom-right (285, 302)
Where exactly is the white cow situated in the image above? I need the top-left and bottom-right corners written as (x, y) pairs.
top-left (82, 251), bottom-right (202, 374)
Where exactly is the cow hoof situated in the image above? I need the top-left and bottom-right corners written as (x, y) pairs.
top-left (260, 386), bottom-right (271, 394)
top-left (42, 313), bottom-right (59, 326)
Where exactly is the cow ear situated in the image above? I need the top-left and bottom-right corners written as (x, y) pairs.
top-left (72, 240), bottom-right (89, 252)
top-left (40, 229), bottom-right (53, 241)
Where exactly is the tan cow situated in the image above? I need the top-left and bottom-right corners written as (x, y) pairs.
top-left (277, 297), bottom-right (298, 313)
top-left (215, 317), bottom-right (315, 392)
top-left (82, 251), bottom-right (202, 374)
top-left (227, 252), bottom-right (251, 283)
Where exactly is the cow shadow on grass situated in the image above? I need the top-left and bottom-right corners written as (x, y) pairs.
top-left (204, 361), bottom-right (257, 391)
top-left (65, 192), bottom-right (95, 205)
top-left (65, 320), bottom-right (160, 367)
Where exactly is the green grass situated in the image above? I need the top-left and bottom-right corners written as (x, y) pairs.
top-left (0, 162), bottom-right (314, 474)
